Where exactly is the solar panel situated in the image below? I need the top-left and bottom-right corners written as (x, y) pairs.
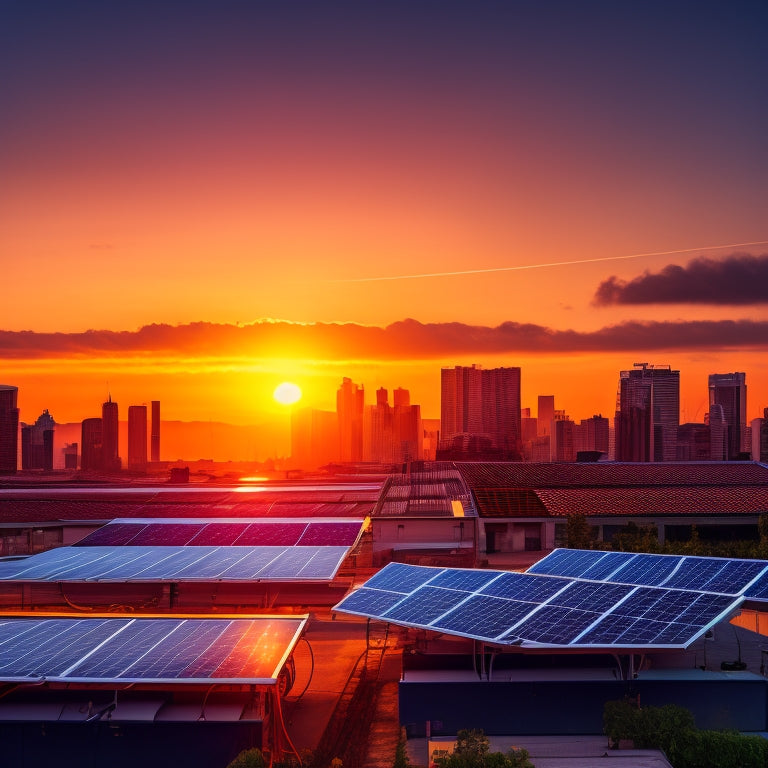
top-left (297, 521), bottom-right (364, 547)
top-left (74, 523), bottom-right (147, 546)
top-left (0, 616), bottom-right (307, 684)
top-left (233, 522), bottom-right (307, 546)
top-left (186, 523), bottom-right (250, 546)
top-left (127, 523), bottom-right (207, 546)
top-left (528, 549), bottom-right (768, 597)
top-left (333, 560), bottom-right (745, 649)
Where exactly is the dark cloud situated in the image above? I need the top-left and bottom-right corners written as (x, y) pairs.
top-left (1, 317), bottom-right (766, 360)
top-left (593, 253), bottom-right (768, 305)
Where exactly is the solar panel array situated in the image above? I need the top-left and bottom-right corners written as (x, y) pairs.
top-left (0, 615), bottom-right (306, 684)
top-left (75, 519), bottom-right (365, 548)
top-left (0, 545), bottom-right (351, 582)
top-left (334, 560), bottom-right (744, 649)
top-left (527, 549), bottom-right (768, 596)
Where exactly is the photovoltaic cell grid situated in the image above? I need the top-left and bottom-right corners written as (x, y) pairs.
top-left (0, 616), bottom-right (306, 684)
top-left (74, 519), bottom-right (365, 548)
top-left (0, 545), bottom-right (351, 582)
top-left (527, 549), bottom-right (768, 596)
top-left (333, 561), bottom-right (745, 649)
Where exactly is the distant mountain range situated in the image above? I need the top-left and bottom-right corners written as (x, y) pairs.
top-left (52, 419), bottom-right (289, 466)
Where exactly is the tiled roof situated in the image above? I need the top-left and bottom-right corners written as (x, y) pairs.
top-left (457, 461), bottom-right (768, 489)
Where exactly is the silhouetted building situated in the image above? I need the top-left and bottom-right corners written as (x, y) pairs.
top-left (63, 442), bottom-right (78, 470)
top-left (676, 422), bottom-right (711, 461)
top-left (708, 404), bottom-right (728, 461)
top-left (80, 417), bottom-right (102, 471)
top-left (21, 409), bottom-right (55, 471)
top-left (751, 408), bottom-right (768, 463)
top-left (151, 400), bottom-right (161, 462)
top-left (708, 372), bottom-right (747, 460)
top-left (0, 385), bottom-right (19, 474)
top-left (101, 396), bottom-right (121, 471)
top-left (364, 387), bottom-right (423, 465)
top-left (537, 395), bottom-right (555, 437)
top-left (128, 405), bottom-right (148, 468)
top-left (337, 378), bottom-right (364, 463)
top-left (615, 363), bottom-right (679, 462)
top-left (573, 415), bottom-right (610, 457)
top-left (441, 365), bottom-right (521, 458)
top-left (553, 418), bottom-right (575, 461)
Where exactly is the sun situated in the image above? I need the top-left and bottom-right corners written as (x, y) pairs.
top-left (273, 381), bottom-right (302, 406)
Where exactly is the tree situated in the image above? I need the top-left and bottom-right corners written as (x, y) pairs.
top-left (436, 729), bottom-right (533, 768)
top-left (566, 514), bottom-right (593, 549)
top-left (227, 748), bottom-right (267, 768)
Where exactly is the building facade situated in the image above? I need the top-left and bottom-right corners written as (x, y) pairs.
top-left (708, 372), bottom-right (747, 460)
top-left (0, 385), bottom-right (19, 474)
top-left (615, 363), bottom-right (679, 462)
top-left (128, 405), bottom-right (148, 468)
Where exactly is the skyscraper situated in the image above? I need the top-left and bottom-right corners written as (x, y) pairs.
top-left (337, 378), bottom-right (364, 463)
top-left (101, 396), bottom-right (120, 471)
top-left (615, 363), bottom-right (679, 462)
top-left (708, 372), bottom-right (747, 460)
top-left (21, 409), bottom-right (55, 471)
top-left (441, 365), bottom-right (521, 458)
top-left (151, 400), bottom-right (161, 463)
top-left (128, 405), bottom-right (148, 467)
top-left (0, 385), bottom-right (19, 474)
top-left (80, 417), bottom-right (102, 471)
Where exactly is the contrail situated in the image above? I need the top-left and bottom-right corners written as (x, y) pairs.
top-left (329, 240), bottom-right (768, 283)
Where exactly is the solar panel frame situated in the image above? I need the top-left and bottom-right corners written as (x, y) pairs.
top-left (0, 615), bottom-right (308, 685)
top-left (333, 560), bottom-right (746, 649)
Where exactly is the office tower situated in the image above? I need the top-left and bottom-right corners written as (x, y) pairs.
top-left (573, 415), bottom-right (610, 457)
top-left (364, 388), bottom-right (396, 463)
top-left (128, 405), bottom-right (148, 467)
top-left (81, 418), bottom-right (102, 471)
top-left (676, 423), bottom-right (712, 461)
top-left (336, 378), bottom-right (364, 462)
top-left (151, 400), bottom-right (160, 463)
top-left (707, 404), bottom-right (728, 461)
top-left (751, 408), bottom-right (768, 462)
top-left (708, 372), bottom-right (747, 460)
top-left (0, 385), bottom-right (19, 474)
top-left (553, 419), bottom-right (576, 461)
top-left (537, 395), bottom-right (555, 437)
top-left (441, 365), bottom-right (521, 457)
top-left (63, 443), bottom-right (78, 470)
top-left (615, 363), bottom-right (679, 462)
top-left (101, 396), bottom-right (120, 471)
top-left (21, 409), bottom-right (55, 471)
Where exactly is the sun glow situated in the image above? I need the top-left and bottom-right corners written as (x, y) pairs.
top-left (273, 381), bottom-right (302, 406)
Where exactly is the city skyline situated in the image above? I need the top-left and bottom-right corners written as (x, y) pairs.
top-left (2, 2), bottom-right (767, 429)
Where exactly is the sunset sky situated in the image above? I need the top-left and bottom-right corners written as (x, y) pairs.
top-left (2, 1), bottom-right (767, 438)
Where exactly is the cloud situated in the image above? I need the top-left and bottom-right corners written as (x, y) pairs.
top-left (1, 317), bottom-right (767, 361)
top-left (594, 253), bottom-right (768, 305)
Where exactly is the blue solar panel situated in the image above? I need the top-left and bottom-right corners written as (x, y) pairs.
top-left (427, 568), bottom-right (500, 593)
top-left (336, 587), bottom-right (406, 615)
top-left (580, 552), bottom-right (635, 580)
top-left (431, 595), bottom-right (533, 640)
top-left (383, 586), bottom-right (469, 624)
top-left (0, 617), bottom-right (307, 684)
top-left (663, 558), bottom-right (768, 595)
top-left (526, 549), bottom-right (607, 577)
top-left (215, 548), bottom-right (284, 579)
top-left (549, 581), bottom-right (634, 612)
top-left (479, 571), bottom-right (566, 602)
top-left (511, 605), bottom-right (601, 645)
top-left (297, 547), bottom-right (347, 578)
top-left (745, 573), bottom-right (768, 600)
top-left (610, 554), bottom-right (682, 586)
top-left (364, 563), bottom-right (437, 593)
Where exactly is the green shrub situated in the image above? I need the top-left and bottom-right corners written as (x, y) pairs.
top-left (227, 748), bottom-right (267, 768)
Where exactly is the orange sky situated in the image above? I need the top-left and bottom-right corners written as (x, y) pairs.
top-left (1, 2), bottom-right (767, 440)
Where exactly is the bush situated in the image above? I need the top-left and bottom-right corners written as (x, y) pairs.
top-left (227, 748), bottom-right (267, 768)
top-left (604, 699), bottom-right (768, 768)
top-left (436, 729), bottom-right (533, 768)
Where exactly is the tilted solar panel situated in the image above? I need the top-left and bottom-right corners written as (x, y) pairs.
top-left (334, 561), bottom-right (744, 649)
top-left (0, 616), bottom-right (307, 684)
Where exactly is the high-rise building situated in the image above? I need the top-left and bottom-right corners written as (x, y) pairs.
top-left (0, 385), bottom-right (19, 474)
top-left (151, 400), bottom-right (160, 463)
top-left (708, 372), bottom-right (747, 460)
top-left (751, 408), bottom-right (768, 463)
top-left (21, 409), bottom-right (55, 471)
top-left (708, 404), bottom-right (728, 461)
top-left (615, 363), bottom-right (679, 462)
top-left (80, 417), bottom-right (103, 471)
top-left (537, 395), bottom-right (555, 437)
top-left (337, 378), bottom-right (364, 463)
top-left (364, 387), bottom-right (423, 465)
top-left (440, 365), bottom-right (521, 458)
top-left (573, 415), bottom-right (610, 457)
top-left (101, 396), bottom-right (120, 471)
top-left (63, 442), bottom-right (78, 470)
top-left (128, 405), bottom-right (148, 468)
